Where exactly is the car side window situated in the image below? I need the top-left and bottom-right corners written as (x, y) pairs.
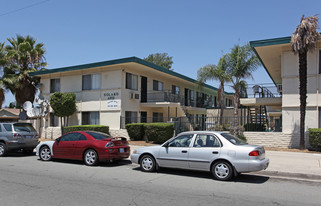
top-left (3, 124), bottom-right (12, 132)
top-left (168, 134), bottom-right (194, 147)
top-left (194, 135), bottom-right (221, 147)
top-left (75, 133), bottom-right (87, 141)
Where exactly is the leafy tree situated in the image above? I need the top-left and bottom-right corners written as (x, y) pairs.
top-left (198, 55), bottom-right (230, 125)
top-left (144, 53), bottom-right (173, 70)
top-left (2, 35), bottom-right (47, 106)
top-left (50, 92), bottom-right (77, 133)
top-left (291, 15), bottom-right (320, 149)
top-left (226, 43), bottom-right (261, 136)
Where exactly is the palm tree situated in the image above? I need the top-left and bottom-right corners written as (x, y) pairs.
top-left (2, 35), bottom-right (47, 106)
top-left (0, 42), bottom-right (6, 109)
top-left (226, 43), bottom-right (261, 136)
top-left (198, 55), bottom-right (230, 126)
top-left (291, 15), bottom-right (320, 150)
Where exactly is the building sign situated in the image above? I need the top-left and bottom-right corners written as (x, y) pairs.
top-left (103, 90), bottom-right (120, 100)
top-left (107, 100), bottom-right (120, 110)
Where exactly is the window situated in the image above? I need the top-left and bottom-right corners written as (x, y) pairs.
top-left (126, 73), bottom-right (138, 90)
top-left (153, 112), bottom-right (163, 122)
top-left (125, 111), bottom-right (138, 124)
top-left (3, 124), bottom-right (12, 131)
top-left (13, 123), bottom-right (36, 132)
top-left (60, 132), bottom-right (86, 141)
top-left (82, 112), bottom-right (100, 125)
top-left (82, 74), bottom-right (101, 90)
top-left (50, 78), bottom-right (60, 93)
top-left (153, 80), bottom-right (163, 91)
top-left (50, 113), bottom-right (59, 127)
top-left (86, 131), bottom-right (110, 140)
top-left (172, 85), bottom-right (180, 94)
top-left (193, 135), bottom-right (221, 147)
top-left (319, 107), bottom-right (321, 128)
top-left (168, 134), bottom-right (194, 147)
top-left (221, 133), bottom-right (247, 145)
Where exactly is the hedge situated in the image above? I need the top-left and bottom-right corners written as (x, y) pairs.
top-left (64, 125), bottom-right (109, 135)
top-left (125, 123), bottom-right (145, 140)
top-left (309, 128), bottom-right (321, 151)
top-left (144, 123), bottom-right (174, 144)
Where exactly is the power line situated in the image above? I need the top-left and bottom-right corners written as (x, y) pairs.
top-left (0, 0), bottom-right (50, 17)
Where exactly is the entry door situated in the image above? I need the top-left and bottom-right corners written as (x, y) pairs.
top-left (141, 76), bottom-right (147, 103)
top-left (141, 111), bottom-right (147, 123)
top-left (157, 134), bottom-right (194, 169)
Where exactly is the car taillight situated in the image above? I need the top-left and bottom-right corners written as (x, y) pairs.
top-left (249, 150), bottom-right (260, 156)
top-left (13, 134), bottom-right (22, 139)
top-left (105, 142), bottom-right (115, 148)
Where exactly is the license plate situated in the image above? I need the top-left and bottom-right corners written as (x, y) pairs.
top-left (25, 136), bottom-right (33, 139)
top-left (119, 148), bottom-right (124, 153)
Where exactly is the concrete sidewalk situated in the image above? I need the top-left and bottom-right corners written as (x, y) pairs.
top-left (129, 145), bottom-right (321, 181)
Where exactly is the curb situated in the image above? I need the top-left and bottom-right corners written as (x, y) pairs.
top-left (254, 170), bottom-right (321, 181)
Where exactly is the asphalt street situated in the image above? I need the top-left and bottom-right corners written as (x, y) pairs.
top-left (0, 152), bottom-right (321, 206)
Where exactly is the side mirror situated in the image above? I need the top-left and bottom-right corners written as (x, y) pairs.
top-left (163, 142), bottom-right (169, 147)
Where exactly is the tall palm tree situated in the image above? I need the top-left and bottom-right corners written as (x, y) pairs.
top-left (291, 15), bottom-right (320, 150)
top-left (2, 35), bottom-right (47, 106)
top-left (198, 55), bottom-right (230, 126)
top-left (0, 42), bottom-right (6, 109)
top-left (226, 43), bottom-right (260, 136)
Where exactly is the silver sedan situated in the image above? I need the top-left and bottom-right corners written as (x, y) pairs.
top-left (131, 131), bottom-right (269, 181)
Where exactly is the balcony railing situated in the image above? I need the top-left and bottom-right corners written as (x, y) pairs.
top-left (242, 84), bottom-right (282, 98)
top-left (144, 90), bottom-right (216, 108)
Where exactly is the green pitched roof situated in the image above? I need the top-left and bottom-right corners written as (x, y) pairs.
top-left (30, 56), bottom-right (234, 95)
top-left (250, 36), bottom-right (291, 48)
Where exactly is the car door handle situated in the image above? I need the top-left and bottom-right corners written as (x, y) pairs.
top-left (181, 150), bottom-right (188, 153)
top-left (212, 151), bottom-right (219, 154)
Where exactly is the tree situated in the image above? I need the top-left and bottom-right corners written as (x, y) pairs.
top-left (50, 92), bottom-right (77, 134)
top-left (144, 53), bottom-right (173, 70)
top-left (0, 42), bottom-right (6, 109)
top-left (197, 55), bottom-right (230, 126)
top-left (226, 43), bottom-right (261, 136)
top-left (2, 35), bottom-right (47, 106)
top-left (291, 15), bottom-right (320, 149)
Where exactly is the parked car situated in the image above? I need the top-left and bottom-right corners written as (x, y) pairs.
top-left (131, 131), bottom-right (269, 181)
top-left (36, 131), bottom-right (130, 166)
top-left (0, 122), bottom-right (39, 156)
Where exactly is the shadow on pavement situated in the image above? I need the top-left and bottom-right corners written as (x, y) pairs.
top-left (37, 158), bottom-right (132, 167)
top-left (2, 151), bottom-right (35, 157)
top-left (132, 166), bottom-right (269, 184)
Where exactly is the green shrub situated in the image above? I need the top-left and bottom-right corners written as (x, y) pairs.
top-left (144, 123), bottom-right (174, 144)
top-left (64, 125), bottom-right (109, 135)
top-left (243, 123), bottom-right (266, 131)
top-left (237, 134), bottom-right (247, 142)
top-left (126, 123), bottom-right (145, 140)
top-left (309, 128), bottom-right (321, 151)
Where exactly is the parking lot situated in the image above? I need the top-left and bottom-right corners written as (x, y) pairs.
top-left (1, 152), bottom-right (321, 206)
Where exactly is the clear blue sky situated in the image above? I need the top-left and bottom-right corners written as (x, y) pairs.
top-left (1, 0), bottom-right (320, 106)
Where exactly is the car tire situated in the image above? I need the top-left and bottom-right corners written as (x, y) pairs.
top-left (39, 146), bottom-right (52, 161)
top-left (211, 161), bottom-right (233, 181)
top-left (140, 155), bottom-right (156, 172)
top-left (0, 142), bottom-right (7, 157)
top-left (84, 149), bottom-right (99, 166)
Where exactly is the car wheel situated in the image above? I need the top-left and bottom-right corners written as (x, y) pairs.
top-left (39, 146), bottom-right (52, 161)
top-left (0, 143), bottom-right (7, 157)
top-left (84, 149), bottom-right (98, 166)
top-left (140, 155), bottom-right (156, 172)
top-left (212, 161), bottom-right (233, 181)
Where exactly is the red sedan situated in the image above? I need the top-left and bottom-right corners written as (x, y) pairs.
top-left (36, 131), bottom-right (130, 166)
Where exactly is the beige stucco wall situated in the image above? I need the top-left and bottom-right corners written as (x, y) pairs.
top-left (281, 48), bottom-right (321, 133)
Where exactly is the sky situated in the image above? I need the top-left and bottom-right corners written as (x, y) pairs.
top-left (1, 0), bottom-right (320, 106)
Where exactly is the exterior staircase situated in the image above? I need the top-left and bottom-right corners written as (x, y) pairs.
top-left (248, 105), bottom-right (268, 130)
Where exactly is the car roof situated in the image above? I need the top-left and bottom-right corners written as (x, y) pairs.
top-left (178, 131), bottom-right (224, 135)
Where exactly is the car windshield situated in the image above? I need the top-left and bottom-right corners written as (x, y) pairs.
top-left (220, 133), bottom-right (247, 145)
top-left (86, 131), bottom-right (111, 140)
top-left (13, 124), bottom-right (36, 132)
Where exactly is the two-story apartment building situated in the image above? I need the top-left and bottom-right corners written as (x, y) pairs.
top-left (248, 36), bottom-right (321, 147)
top-left (30, 57), bottom-right (233, 136)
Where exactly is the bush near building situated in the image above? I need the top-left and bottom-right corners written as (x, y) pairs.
top-left (309, 128), bottom-right (321, 151)
top-left (64, 125), bottom-right (109, 135)
top-left (126, 123), bottom-right (145, 140)
top-left (126, 123), bottom-right (174, 143)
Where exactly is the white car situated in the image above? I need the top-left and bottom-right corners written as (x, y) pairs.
top-left (131, 131), bottom-right (269, 181)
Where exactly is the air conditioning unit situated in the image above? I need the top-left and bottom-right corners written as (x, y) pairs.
top-left (129, 93), bottom-right (135, 99)
top-left (277, 84), bottom-right (282, 94)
